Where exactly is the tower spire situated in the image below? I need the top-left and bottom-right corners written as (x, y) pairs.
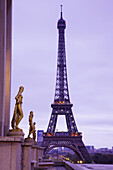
top-left (61, 5), bottom-right (63, 19)
top-left (55, 5), bottom-right (67, 103)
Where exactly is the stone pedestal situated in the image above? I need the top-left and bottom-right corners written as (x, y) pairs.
top-left (7, 129), bottom-right (25, 139)
top-left (31, 142), bottom-right (38, 167)
top-left (0, 131), bottom-right (44, 170)
top-left (0, 136), bottom-right (24, 170)
top-left (38, 146), bottom-right (43, 159)
top-left (0, 130), bottom-right (24, 170)
top-left (36, 146), bottom-right (44, 167)
top-left (23, 138), bottom-right (34, 170)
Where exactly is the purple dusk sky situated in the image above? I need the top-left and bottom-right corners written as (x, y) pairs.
top-left (11, 0), bottom-right (113, 149)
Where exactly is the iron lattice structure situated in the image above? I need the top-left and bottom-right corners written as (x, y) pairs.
top-left (41, 6), bottom-right (92, 163)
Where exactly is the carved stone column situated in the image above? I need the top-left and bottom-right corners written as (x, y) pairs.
top-left (0, 0), bottom-right (12, 136)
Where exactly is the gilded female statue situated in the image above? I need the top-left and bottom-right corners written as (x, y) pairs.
top-left (28, 112), bottom-right (36, 141)
top-left (28, 111), bottom-right (34, 138)
top-left (11, 86), bottom-right (24, 130)
top-left (32, 122), bottom-right (36, 141)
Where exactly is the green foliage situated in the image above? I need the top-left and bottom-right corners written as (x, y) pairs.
top-left (84, 158), bottom-right (92, 164)
top-left (92, 153), bottom-right (113, 164)
top-left (66, 153), bottom-right (79, 163)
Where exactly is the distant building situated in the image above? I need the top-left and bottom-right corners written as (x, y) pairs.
top-left (96, 147), bottom-right (113, 154)
top-left (97, 148), bottom-right (108, 153)
top-left (37, 130), bottom-right (44, 146)
top-left (86, 146), bottom-right (113, 154)
top-left (63, 147), bottom-right (75, 155)
top-left (86, 146), bottom-right (95, 153)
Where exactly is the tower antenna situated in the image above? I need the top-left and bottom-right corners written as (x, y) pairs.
top-left (61, 5), bottom-right (63, 19)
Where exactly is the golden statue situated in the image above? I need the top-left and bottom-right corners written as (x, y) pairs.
top-left (11, 86), bottom-right (24, 130)
top-left (28, 112), bottom-right (36, 142)
top-left (32, 122), bottom-right (36, 141)
top-left (28, 111), bottom-right (34, 138)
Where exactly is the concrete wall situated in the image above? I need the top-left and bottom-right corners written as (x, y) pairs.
top-left (0, 136), bottom-right (43, 170)
top-left (0, 137), bottom-right (23, 170)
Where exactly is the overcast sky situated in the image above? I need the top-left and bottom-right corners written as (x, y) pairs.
top-left (11, 0), bottom-right (113, 149)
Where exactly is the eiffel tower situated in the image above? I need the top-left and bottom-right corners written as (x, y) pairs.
top-left (41, 6), bottom-right (92, 163)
